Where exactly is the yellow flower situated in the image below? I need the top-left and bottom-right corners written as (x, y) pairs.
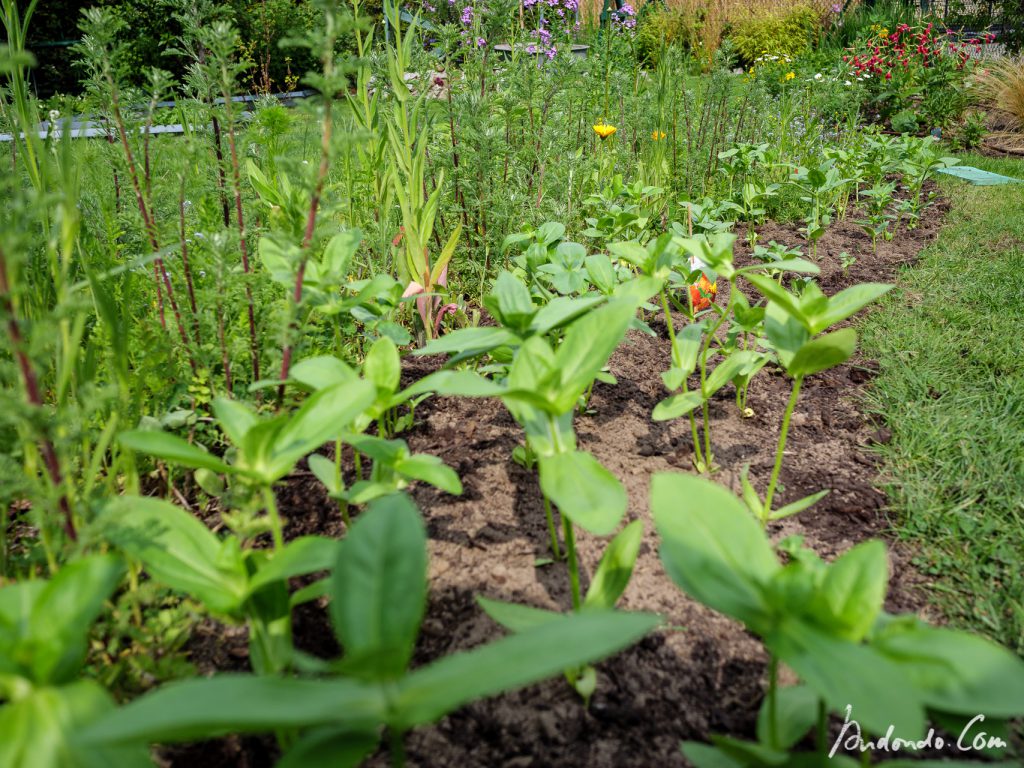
top-left (878, 27), bottom-right (889, 37)
top-left (651, 130), bottom-right (666, 141)
top-left (593, 122), bottom-right (617, 140)
top-left (784, 71), bottom-right (795, 81)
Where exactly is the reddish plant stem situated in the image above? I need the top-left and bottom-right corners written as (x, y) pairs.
top-left (222, 101), bottom-right (261, 383)
top-left (109, 88), bottom-right (198, 374)
top-left (217, 293), bottom-right (233, 394)
top-left (211, 118), bottom-right (232, 228)
top-left (178, 177), bottom-right (201, 345)
top-left (278, 105), bottom-right (332, 400)
top-left (0, 246), bottom-right (76, 541)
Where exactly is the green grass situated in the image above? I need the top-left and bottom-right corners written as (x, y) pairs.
top-left (859, 154), bottom-right (1024, 653)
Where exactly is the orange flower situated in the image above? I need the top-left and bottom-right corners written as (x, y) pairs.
top-left (689, 273), bottom-right (717, 312)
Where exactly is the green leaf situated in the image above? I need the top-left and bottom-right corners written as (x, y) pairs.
top-left (768, 490), bottom-right (829, 521)
top-left (290, 356), bottom-right (359, 391)
top-left (652, 390), bottom-right (703, 421)
top-left (248, 537), bottom-right (340, 595)
top-left (394, 369), bottom-right (506, 402)
top-left (552, 298), bottom-right (637, 412)
top-left (118, 431), bottom-right (232, 475)
top-left (322, 230), bottom-right (361, 279)
top-left (585, 520), bottom-right (644, 610)
top-left (538, 451), bottom-right (626, 535)
top-left (431, 225), bottom-right (462, 285)
top-left (763, 301), bottom-right (810, 372)
top-left (872, 620), bottom-right (1024, 718)
top-left (607, 240), bottom-right (651, 268)
top-left (491, 271), bottom-right (536, 331)
top-left (269, 380), bottom-right (377, 480)
top-left (785, 329), bottom-right (856, 379)
top-left (1, 681), bottom-right (151, 768)
top-left (740, 465), bottom-right (764, 517)
top-left (363, 337), bottom-right (401, 395)
top-left (810, 541), bottom-right (887, 642)
top-left (671, 321), bottom-right (705, 378)
top-left (276, 728), bottom-right (379, 768)
top-left (756, 684), bottom-right (820, 750)
top-left (529, 296), bottom-right (605, 335)
top-left (709, 735), bottom-right (789, 766)
top-left (584, 253), bottom-right (616, 292)
top-left (614, 275), bottom-right (664, 303)
top-left (811, 283), bottom-right (893, 334)
top-left (680, 741), bottom-right (745, 768)
top-left (331, 494), bottom-right (427, 680)
top-left (211, 398), bottom-right (256, 446)
top-left (3, 556), bottom-right (124, 686)
top-left (79, 676), bottom-right (387, 745)
top-left (391, 610), bottom-right (659, 729)
top-left (748, 257), bottom-right (820, 275)
top-left (766, 617), bottom-right (925, 739)
top-left (704, 351), bottom-right (757, 397)
top-left (413, 327), bottom-right (517, 357)
top-left (308, 453), bottom-right (341, 494)
top-left (651, 473), bottom-right (778, 631)
top-left (477, 596), bottom-right (562, 632)
top-left (98, 497), bottom-right (248, 617)
top-left (395, 454), bottom-right (462, 495)
top-left (745, 275), bottom-right (807, 329)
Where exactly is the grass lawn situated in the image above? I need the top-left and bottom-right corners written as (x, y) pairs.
top-left (860, 154), bottom-right (1024, 653)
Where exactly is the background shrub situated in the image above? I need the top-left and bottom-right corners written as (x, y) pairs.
top-left (635, 5), bottom-right (704, 66)
top-left (727, 3), bottom-right (822, 66)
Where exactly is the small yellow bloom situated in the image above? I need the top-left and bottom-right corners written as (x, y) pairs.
top-left (593, 122), bottom-right (617, 140)
top-left (651, 130), bottom-right (666, 141)
top-left (784, 71), bottom-right (795, 81)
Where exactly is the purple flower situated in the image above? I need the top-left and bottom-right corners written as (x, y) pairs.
top-left (460, 5), bottom-right (473, 24)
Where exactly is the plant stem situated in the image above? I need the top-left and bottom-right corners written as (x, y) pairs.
top-left (763, 374), bottom-right (802, 524)
top-left (661, 289), bottom-right (705, 469)
top-left (562, 514), bottom-right (581, 611)
top-left (544, 495), bottom-right (562, 560)
top-left (389, 729), bottom-right (406, 768)
top-left (817, 697), bottom-right (828, 756)
top-left (262, 485), bottom-right (284, 550)
top-left (767, 655), bottom-right (780, 750)
top-left (0, 245), bottom-right (76, 541)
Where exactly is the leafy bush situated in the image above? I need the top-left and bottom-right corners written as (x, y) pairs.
top-left (635, 5), bottom-right (703, 67)
top-left (727, 4), bottom-right (821, 67)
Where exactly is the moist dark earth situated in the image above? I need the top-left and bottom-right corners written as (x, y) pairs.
top-left (164, 190), bottom-right (953, 767)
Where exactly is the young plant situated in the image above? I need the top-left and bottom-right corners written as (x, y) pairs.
top-left (81, 496), bottom-right (659, 766)
top-left (653, 234), bottom-right (819, 473)
top-left (790, 161), bottom-right (849, 260)
top-left (382, 0), bottom-right (460, 342)
top-left (652, 473), bottom-right (1024, 766)
top-left (428, 297), bottom-right (640, 604)
top-left (118, 379), bottom-right (376, 549)
top-left (741, 276), bottom-right (893, 525)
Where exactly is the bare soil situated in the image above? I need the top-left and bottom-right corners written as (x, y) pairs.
top-left (167, 190), bottom-right (949, 768)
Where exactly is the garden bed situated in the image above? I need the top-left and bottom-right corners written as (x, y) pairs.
top-left (166, 190), bottom-right (949, 768)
